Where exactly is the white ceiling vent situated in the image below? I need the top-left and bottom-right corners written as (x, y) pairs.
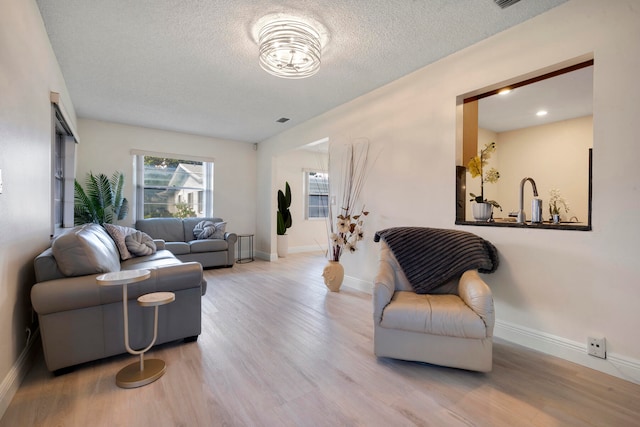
top-left (494, 0), bottom-right (521, 9)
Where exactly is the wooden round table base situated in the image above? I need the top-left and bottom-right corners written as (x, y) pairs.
top-left (116, 358), bottom-right (166, 389)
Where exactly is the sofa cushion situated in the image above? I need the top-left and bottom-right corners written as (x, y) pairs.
top-left (380, 291), bottom-right (487, 339)
top-left (136, 218), bottom-right (185, 242)
top-left (120, 249), bottom-right (180, 270)
top-left (190, 239), bottom-right (228, 253)
top-left (125, 231), bottom-right (157, 256)
top-left (165, 241), bottom-right (191, 255)
top-left (103, 223), bottom-right (136, 260)
top-left (52, 223), bottom-right (121, 277)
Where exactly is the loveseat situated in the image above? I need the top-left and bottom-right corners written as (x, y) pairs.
top-left (31, 223), bottom-right (206, 373)
top-left (135, 217), bottom-right (237, 268)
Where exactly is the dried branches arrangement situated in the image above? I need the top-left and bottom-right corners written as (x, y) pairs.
top-left (328, 139), bottom-right (372, 262)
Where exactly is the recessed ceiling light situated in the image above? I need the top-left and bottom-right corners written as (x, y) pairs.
top-left (536, 110), bottom-right (548, 116)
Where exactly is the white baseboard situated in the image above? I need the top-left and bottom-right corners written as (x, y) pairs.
top-left (494, 319), bottom-right (640, 385)
top-left (256, 246), bottom-right (326, 262)
top-left (0, 329), bottom-right (39, 419)
top-left (343, 275), bottom-right (373, 294)
top-left (254, 250), bottom-right (276, 261)
top-left (287, 245), bottom-right (327, 255)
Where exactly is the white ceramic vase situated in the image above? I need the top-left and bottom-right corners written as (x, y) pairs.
top-left (322, 261), bottom-right (344, 292)
top-left (472, 202), bottom-right (493, 222)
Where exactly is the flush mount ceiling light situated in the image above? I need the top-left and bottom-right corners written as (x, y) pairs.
top-left (259, 19), bottom-right (321, 79)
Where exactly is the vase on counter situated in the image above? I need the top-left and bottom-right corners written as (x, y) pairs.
top-left (472, 202), bottom-right (493, 222)
top-left (552, 214), bottom-right (560, 224)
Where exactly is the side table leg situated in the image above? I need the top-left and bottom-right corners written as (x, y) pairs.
top-left (116, 286), bottom-right (165, 388)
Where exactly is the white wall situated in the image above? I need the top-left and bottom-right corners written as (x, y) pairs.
top-left (256, 0), bottom-right (640, 382)
top-left (275, 149), bottom-right (328, 253)
top-left (496, 116), bottom-right (592, 222)
top-left (76, 119), bottom-right (257, 238)
top-left (0, 0), bottom-right (77, 414)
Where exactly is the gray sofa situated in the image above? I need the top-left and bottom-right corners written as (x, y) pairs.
top-left (135, 217), bottom-right (237, 268)
top-left (31, 223), bottom-right (206, 373)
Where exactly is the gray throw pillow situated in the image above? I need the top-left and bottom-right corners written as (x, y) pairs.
top-left (193, 220), bottom-right (216, 240)
top-left (211, 221), bottom-right (227, 239)
top-left (52, 224), bottom-right (121, 276)
top-left (103, 223), bottom-right (136, 260)
top-left (125, 231), bottom-right (157, 257)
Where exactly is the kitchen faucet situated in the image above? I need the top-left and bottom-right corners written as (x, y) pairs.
top-left (516, 177), bottom-right (539, 224)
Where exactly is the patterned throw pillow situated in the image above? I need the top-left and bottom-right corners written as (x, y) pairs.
top-left (125, 231), bottom-right (157, 257)
top-left (103, 223), bottom-right (136, 260)
top-left (193, 220), bottom-right (216, 240)
top-left (211, 221), bottom-right (227, 239)
top-left (193, 220), bottom-right (227, 240)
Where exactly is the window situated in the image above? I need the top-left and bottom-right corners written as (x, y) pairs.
top-left (133, 152), bottom-right (214, 219)
top-left (53, 129), bottom-right (65, 228)
top-left (305, 170), bottom-right (329, 219)
top-left (51, 93), bottom-right (76, 237)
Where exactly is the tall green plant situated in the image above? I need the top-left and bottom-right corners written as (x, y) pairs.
top-left (74, 171), bottom-right (129, 225)
top-left (276, 182), bottom-right (292, 235)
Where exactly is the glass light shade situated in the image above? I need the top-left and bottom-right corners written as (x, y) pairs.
top-left (259, 19), bottom-right (321, 79)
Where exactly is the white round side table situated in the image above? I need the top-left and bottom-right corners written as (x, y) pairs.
top-left (96, 269), bottom-right (175, 388)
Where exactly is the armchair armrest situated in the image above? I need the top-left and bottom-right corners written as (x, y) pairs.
top-left (458, 270), bottom-right (495, 336)
top-left (224, 232), bottom-right (237, 245)
top-left (373, 259), bottom-right (396, 324)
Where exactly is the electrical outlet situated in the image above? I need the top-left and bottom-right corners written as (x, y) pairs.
top-left (588, 337), bottom-right (606, 359)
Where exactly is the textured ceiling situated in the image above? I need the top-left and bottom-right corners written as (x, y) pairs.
top-left (36, 0), bottom-right (567, 143)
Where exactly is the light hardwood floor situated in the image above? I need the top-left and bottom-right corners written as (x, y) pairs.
top-left (2, 251), bottom-right (640, 426)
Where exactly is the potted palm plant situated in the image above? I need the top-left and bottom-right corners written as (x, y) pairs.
top-left (276, 181), bottom-right (292, 257)
top-left (74, 171), bottom-right (128, 225)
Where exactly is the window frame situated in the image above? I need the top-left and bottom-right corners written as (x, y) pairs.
top-left (132, 150), bottom-right (215, 221)
top-left (51, 95), bottom-right (77, 238)
top-left (303, 169), bottom-right (329, 220)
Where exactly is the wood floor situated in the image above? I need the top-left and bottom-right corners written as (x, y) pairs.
top-left (2, 251), bottom-right (640, 427)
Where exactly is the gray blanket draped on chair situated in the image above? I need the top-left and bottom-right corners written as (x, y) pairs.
top-left (374, 227), bottom-right (499, 294)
